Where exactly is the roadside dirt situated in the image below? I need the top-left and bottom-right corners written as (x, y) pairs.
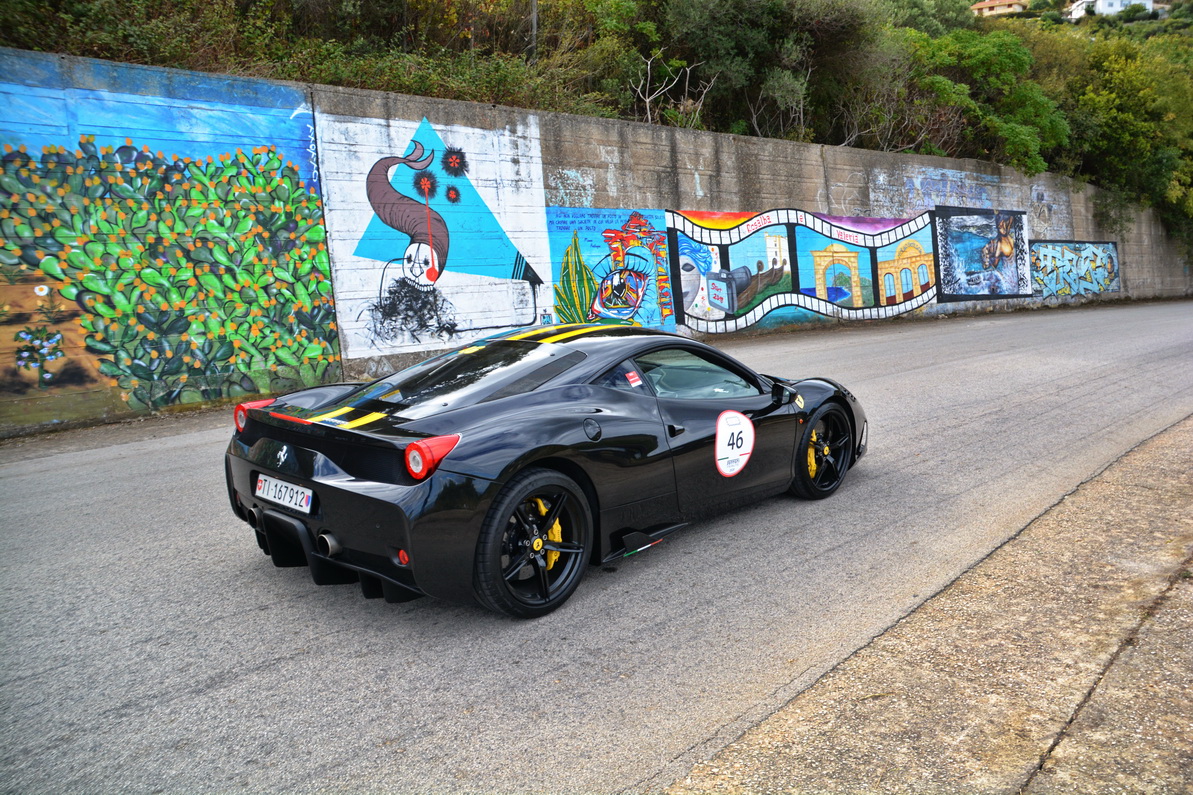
top-left (669, 415), bottom-right (1193, 794)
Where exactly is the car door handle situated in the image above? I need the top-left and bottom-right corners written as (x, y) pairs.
top-left (667, 423), bottom-right (685, 437)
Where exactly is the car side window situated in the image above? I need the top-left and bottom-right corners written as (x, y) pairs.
top-left (592, 359), bottom-right (651, 393)
top-left (633, 348), bottom-right (761, 400)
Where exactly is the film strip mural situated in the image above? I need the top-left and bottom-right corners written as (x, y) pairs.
top-left (665, 209), bottom-right (937, 333)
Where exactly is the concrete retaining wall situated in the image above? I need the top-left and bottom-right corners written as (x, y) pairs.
top-left (1, 48), bottom-right (1188, 433)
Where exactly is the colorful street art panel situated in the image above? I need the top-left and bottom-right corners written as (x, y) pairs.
top-left (875, 226), bottom-right (936, 307)
top-left (795, 227), bottom-right (873, 310)
top-left (669, 210), bottom-right (793, 322)
top-left (667, 209), bottom-right (936, 334)
top-left (0, 51), bottom-right (338, 422)
top-left (546, 207), bottom-right (674, 329)
top-left (723, 225), bottom-right (792, 318)
top-left (934, 206), bottom-right (1031, 301)
top-left (316, 114), bottom-right (550, 356)
top-left (1030, 241), bottom-right (1120, 298)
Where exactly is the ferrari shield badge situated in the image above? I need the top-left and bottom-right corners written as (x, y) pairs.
top-left (715, 410), bottom-right (755, 477)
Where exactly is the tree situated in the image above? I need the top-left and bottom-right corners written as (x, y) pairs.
top-left (662, 0), bottom-right (878, 137)
top-left (1118, 3), bottom-right (1151, 22)
top-left (884, 0), bottom-right (976, 37)
top-left (915, 29), bottom-right (1070, 173)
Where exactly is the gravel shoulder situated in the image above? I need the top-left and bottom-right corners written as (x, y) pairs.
top-left (668, 414), bottom-right (1193, 795)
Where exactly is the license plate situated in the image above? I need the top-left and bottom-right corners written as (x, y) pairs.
top-left (255, 474), bottom-right (313, 513)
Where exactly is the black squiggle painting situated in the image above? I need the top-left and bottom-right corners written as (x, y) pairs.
top-left (367, 274), bottom-right (458, 344)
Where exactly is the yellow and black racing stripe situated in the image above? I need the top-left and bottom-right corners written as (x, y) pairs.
top-left (538, 325), bottom-right (623, 343)
top-left (501, 323), bottom-right (594, 342)
top-left (306, 406), bottom-right (354, 423)
top-left (302, 405), bottom-right (388, 430)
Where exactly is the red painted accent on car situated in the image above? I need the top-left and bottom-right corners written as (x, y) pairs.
top-left (268, 411), bottom-right (312, 425)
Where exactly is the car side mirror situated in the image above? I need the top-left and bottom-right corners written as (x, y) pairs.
top-left (770, 380), bottom-right (795, 405)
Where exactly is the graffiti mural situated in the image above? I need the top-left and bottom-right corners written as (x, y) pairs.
top-left (0, 49), bottom-right (1152, 433)
top-left (547, 208), bottom-right (674, 328)
top-left (1030, 241), bottom-right (1120, 298)
top-left (667, 209), bottom-right (935, 333)
top-left (796, 227), bottom-right (873, 310)
top-left (934, 206), bottom-right (1030, 301)
top-left (0, 54), bottom-right (339, 420)
top-left (317, 115), bottom-right (550, 355)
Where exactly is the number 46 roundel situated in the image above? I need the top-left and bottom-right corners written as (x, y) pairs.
top-left (715, 410), bottom-right (756, 477)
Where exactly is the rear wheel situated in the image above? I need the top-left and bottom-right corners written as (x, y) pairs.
top-left (474, 468), bottom-right (593, 618)
top-left (789, 403), bottom-right (853, 500)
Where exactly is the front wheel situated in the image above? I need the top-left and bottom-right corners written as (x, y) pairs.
top-left (474, 468), bottom-right (593, 618)
top-left (789, 403), bottom-right (853, 500)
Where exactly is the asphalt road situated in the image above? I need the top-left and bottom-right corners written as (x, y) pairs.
top-left (2, 301), bottom-right (1191, 794)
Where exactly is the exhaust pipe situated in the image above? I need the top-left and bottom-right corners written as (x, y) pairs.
top-left (247, 506), bottom-right (262, 531)
top-left (317, 533), bottom-right (343, 557)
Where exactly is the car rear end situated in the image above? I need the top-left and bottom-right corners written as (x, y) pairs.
top-left (225, 403), bottom-right (499, 605)
top-left (224, 333), bottom-right (596, 607)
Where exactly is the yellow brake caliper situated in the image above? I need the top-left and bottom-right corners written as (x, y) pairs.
top-left (533, 497), bottom-right (563, 570)
top-left (808, 429), bottom-right (819, 478)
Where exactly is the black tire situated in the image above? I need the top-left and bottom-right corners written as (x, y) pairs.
top-left (474, 468), bottom-right (593, 618)
top-left (789, 403), bottom-right (853, 500)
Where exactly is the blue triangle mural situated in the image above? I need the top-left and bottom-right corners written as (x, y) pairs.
top-left (353, 118), bottom-right (536, 284)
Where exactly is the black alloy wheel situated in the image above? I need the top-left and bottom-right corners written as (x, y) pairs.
top-left (789, 403), bottom-right (853, 500)
top-left (474, 468), bottom-right (593, 618)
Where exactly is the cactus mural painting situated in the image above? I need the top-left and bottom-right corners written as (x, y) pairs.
top-left (0, 52), bottom-right (339, 422)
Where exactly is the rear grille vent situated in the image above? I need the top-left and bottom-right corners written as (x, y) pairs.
top-left (242, 420), bottom-right (403, 484)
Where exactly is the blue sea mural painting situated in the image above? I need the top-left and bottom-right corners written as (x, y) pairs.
top-left (934, 206), bottom-right (1031, 301)
top-left (547, 207), bottom-right (675, 330)
top-left (1030, 241), bottom-right (1120, 298)
top-left (0, 51), bottom-right (339, 421)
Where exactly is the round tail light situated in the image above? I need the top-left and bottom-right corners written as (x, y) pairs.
top-left (404, 434), bottom-right (461, 480)
top-left (234, 398), bottom-right (275, 432)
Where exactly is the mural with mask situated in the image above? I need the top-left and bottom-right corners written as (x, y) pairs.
top-left (316, 116), bottom-right (551, 357)
top-left (546, 207), bottom-right (674, 329)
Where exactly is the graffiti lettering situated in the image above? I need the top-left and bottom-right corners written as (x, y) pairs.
top-left (744, 213), bottom-right (776, 234)
top-left (1030, 241), bottom-right (1119, 298)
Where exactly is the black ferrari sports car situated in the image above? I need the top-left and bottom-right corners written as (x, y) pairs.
top-left (225, 324), bottom-right (867, 617)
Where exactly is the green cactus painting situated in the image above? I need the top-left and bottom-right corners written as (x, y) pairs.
top-left (553, 232), bottom-right (596, 325)
top-left (0, 137), bottom-right (340, 410)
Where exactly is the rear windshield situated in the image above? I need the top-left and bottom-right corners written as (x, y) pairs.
top-left (360, 340), bottom-right (586, 420)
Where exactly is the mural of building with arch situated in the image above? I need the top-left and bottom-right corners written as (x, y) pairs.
top-left (811, 243), bottom-right (865, 308)
top-left (877, 238), bottom-right (935, 306)
top-left (666, 209), bottom-right (937, 333)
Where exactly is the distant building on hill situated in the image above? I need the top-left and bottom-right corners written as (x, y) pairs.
top-left (970, 0), bottom-right (1028, 15)
top-left (1067, 0), bottom-right (1154, 17)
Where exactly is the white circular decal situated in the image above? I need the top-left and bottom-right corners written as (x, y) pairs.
top-left (715, 410), bottom-right (756, 477)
